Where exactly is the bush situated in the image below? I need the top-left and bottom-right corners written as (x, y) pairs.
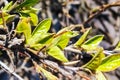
top-left (0, 0), bottom-right (120, 80)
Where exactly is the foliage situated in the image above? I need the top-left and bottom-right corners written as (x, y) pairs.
top-left (0, 0), bottom-right (120, 80)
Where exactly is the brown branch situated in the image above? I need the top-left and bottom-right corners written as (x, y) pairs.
top-left (83, 0), bottom-right (120, 25)
top-left (76, 72), bottom-right (91, 80)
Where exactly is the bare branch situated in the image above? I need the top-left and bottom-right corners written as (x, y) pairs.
top-left (64, 45), bottom-right (82, 54)
top-left (0, 61), bottom-right (24, 80)
top-left (83, 0), bottom-right (120, 25)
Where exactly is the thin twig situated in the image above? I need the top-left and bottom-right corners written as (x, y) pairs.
top-left (76, 71), bottom-right (91, 80)
top-left (83, 0), bottom-right (120, 25)
top-left (0, 61), bottom-right (24, 80)
top-left (64, 45), bottom-right (82, 54)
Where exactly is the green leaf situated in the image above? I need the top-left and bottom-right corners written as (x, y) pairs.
top-left (57, 37), bottom-right (69, 50)
top-left (30, 34), bottom-right (54, 50)
top-left (28, 19), bottom-right (51, 44)
top-left (0, 14), bottom-right (15, 25)
top-left (96, 71), bottom-right (107, 80)
top-left (74, 28), bottom-right (91, 47)
top-left (39, 33), bottom-right (54, 44)
top-left (16, 17), bottom-right (31, 43)
top-left (19, 8), bottom-right (38, 26)
top-left (115, 42), bottom-right (120, 50)
top-left (16, 0), bottom-right (39, 9)
top-left (82, 48), bottom-right (105, 71)
top-left (30, 44), bottom-right (44, 50)
top-left (47, 36), bottom-right (61, 49)
top-left (29, 13), bottom-right (38, 26)
top-left (5, 15), bottom-right (15, 23)
top-left (34, 62), bottom-right (58, 80)
top-left (47, 46), bottom-right (68, 62)
top-left (57, 31), bottom-right (78, 49)
top-left (28, 33), bottom-right (52, 45)
top-left (97, 53), bottom-right (120, 72)
top-left (32, 19), bottom-right (51, 35)
top-left (20, 7), bottom-right (38, 13)
top-left (81, 35), bottom-right (104, 50)
top-left (2, 1), bottom-right (13, 11)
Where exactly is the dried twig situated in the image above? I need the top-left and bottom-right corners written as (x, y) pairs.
top-left (0, 61), bottom-right (24, 80)
top-left (83, 0), bottom-right (120, 25)
top-left (76, 71), bottom-right (91, 80)
top-left (64, 45), bottom-right (82, 54)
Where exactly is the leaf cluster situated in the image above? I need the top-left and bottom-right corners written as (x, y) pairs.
top-left (0, 0), bottom-right (120, 80)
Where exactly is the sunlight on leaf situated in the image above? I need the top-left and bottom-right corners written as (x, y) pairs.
top-left (96, 71), bottom-right (107, 80)
top-left (27, 19), bottom-right (51, 45)
top-left (20, 8), bottom-right (38, 26)
top-left (30, 34), bottom-right (54, 50)
top-left (57, 31), bottom-right (78, 49)
top-left (82, 48), bottom-right (105, 71)
top-left (39, 33), bottom-right (54, 44)
top-left (16, 17), bottom-right (31, 43)
top-left (2, 1), bottom-right (13, 11)
top-left (47, 46), bottom-right (68, 62)
top-left (0, 13), bottom-right (15, 25)
top-left (29, 33), bottom-right (52, 45)
top-left (30, 44), bottom-right (44, 50)
top-left (32, 19), bottom-right (51, 36)
top-left (81, 35), bottom-right (104, 50)
top-left (97, 53), bottom-right (120, 72)
top-left (74, 27), bottom-right (91, 47)
top-left (34, 62), bottom-right (58, 80)
top-left (20, 7), bottom-right (38, 13)
top-left (29, 13), bottom-right (38, 26)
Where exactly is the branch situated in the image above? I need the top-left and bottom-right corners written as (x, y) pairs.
top-left (0, 61), bottom-right (24, 80)
top-left (64, 45), bottom-right (82, 54)
top-left (83, 0), bottom-right (120, 25)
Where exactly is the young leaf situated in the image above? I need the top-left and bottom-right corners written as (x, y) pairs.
top-left (5, 15), bottom-right (15, 23)
top-left (16, 0), bottom-right (39, 9)
top-left (82, 48), bottom-right (105, 71)
top-left (57, 37), bottom-right (69, 50)
top-left (20, 7), bottom-right (38, 26)
top-left (34, 62), bottom-right (58, 80)
top-left (28, 19), bottom-right (51, 44)
top-left (28, 33), bottom-right (52, 45)
top-left (30, 34), bottom-right (54, 50)
top-left (97, 53), bottom-right (120, 72)
top-left (32, 19), bottom-right (51, 36)
top-left (57, 31), bottom-right (78, 49)
top-left (2, 1), bottom-right (13, 11)
top-left (74, 28), bottom-right (91, 47)
top-left (20, 7), bottom-right (38, 13)
top-left (30, 44), bottom-right (44, 50)
top-left (16, 17), bottom-right (31, 43)
top-left (96, 71), bottom-right (107, 80)
top-left (81, 35), bottom-right (104, 50)
top-left (0, 14), bottom-right (15, 25)
top-left (47, 46), bottom-right (68, 62)
top-left (29, 13), bottom-right (38, 26)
